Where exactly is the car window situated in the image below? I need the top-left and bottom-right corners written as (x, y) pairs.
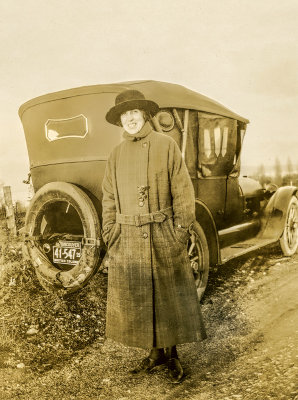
top-left (45, 114), bottom-right (88, 142)
top-left (197, 113), bottom-right (237, 177)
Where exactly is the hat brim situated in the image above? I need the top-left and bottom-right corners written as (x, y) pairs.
top-left (106, 99), bottom-right (159, 126)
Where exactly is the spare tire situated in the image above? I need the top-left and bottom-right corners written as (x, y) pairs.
top-left (24, 182), bottom-right (102, 294)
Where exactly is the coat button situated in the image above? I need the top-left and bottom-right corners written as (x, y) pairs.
top-left (139, 201), bottom-right (144, 207)
top-left (142, 142), bottom-right (147, 147)
top-left (142, 232), bottom-right (148, 239)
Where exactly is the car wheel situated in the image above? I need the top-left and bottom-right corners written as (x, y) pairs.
top-left (188, 221), bottom-right (210, 301)
top-left (24, 182), bottom-right (102, 294)
top-left (279, 195), bottom-right (298, 256)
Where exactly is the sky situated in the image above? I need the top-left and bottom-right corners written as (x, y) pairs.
top-left (0, 0), bottom-right (297, 201)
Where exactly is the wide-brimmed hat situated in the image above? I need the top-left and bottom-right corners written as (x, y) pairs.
top-left (106, 89), bottom-right (159, 126)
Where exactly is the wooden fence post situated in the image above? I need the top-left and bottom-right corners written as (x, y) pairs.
top-left (3, 186), bottom-right (17, 236)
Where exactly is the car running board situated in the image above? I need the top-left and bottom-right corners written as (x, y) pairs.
top-left (220, 238), bottom-right (277, 264)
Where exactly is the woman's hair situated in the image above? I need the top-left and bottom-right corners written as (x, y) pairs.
top-left (142, 110), bottom-right (149, 121)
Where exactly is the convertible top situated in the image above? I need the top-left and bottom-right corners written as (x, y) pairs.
top-left (19, 80), bottom-right (249, 124)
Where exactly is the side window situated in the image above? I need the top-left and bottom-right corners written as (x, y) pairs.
top-left (228, 121), bottom-right (247, 177)
top-left (155, 109), bottom-right (199, 179)
top-left (45, 114), bottom-right (88, 142)
top-left (198, 113), bottom-right (237, 177)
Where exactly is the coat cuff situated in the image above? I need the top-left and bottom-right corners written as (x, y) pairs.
top-left (174, 224), bottom-right (191, 244)
top-left (102, 222), bottom-right (115, 246)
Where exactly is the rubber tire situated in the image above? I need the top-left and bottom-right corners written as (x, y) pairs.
top-left (188, 221), bottom-right (210, 301)
top-left (279, 195), bottom-right (298, 256)
top-left (24, 182), bottom-right (102, 294)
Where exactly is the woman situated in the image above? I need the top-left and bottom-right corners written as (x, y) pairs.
top-left (102, 89), bottom-right (206, 383)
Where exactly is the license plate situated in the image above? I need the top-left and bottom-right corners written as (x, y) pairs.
top-left (53, 241), bottom-right (82, 265)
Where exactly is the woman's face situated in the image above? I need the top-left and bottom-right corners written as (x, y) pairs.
top-left (120, 109), bottom-right (146, 134)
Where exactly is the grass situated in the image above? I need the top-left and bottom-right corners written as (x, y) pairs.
top-left (0, 216), bottom-right (286, 376)
top-left (0, 221), bottom-right (108, 372)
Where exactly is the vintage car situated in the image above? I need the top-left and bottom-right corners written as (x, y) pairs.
top-left (19, 80), bottom-right (298, 298)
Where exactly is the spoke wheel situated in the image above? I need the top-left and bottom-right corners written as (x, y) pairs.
top-left (280, 196), bottom-right (298, 256)
top-left (188, 221), bottom-right (210, 301)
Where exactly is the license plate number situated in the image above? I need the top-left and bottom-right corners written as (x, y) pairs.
top-left (53, 241), bottom-right (81, 265)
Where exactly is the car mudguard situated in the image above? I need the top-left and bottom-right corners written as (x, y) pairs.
top-left (195, 199), bottom-right (220, 266)
top-left (258, 186), bottom-right (298, 241)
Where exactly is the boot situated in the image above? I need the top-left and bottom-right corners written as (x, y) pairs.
top-left (165, 346), bottom-right (184, 383)
top-left (130, 348), bottom-right (167, 374)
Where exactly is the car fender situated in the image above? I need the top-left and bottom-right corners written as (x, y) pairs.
top-left (195, 200), bottom-right (220, 266)
top-left (258, 186), bottom-right (298, 240)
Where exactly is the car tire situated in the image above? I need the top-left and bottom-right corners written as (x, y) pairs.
top-left (279, 195), bottom-right (298, 256)
top-left (24, 182), bottom-right (102, 294)
top-left (188, 221), bottom-right (210, 301)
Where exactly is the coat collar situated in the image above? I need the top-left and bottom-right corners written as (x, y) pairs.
top-left (122, 121), bottom-right (153, 142)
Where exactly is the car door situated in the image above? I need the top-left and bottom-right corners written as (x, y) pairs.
top-left (195, 113), bottom-right (242, 229)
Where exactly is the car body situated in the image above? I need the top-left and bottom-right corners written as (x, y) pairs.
top-left (19, 80), bottom-right (298, 297)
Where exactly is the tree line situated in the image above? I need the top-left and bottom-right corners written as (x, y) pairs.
top-left (253, 157), bottom-right (298, 188)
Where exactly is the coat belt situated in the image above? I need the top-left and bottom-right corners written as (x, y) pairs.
top-left (116, 207), bottom-right (173, 227)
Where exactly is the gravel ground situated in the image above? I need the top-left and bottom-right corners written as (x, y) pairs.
top-left (0, 237), bottom-right (297, 400)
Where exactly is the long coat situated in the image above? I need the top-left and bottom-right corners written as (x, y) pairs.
top-left (102, 121), bottom-right (206, 349)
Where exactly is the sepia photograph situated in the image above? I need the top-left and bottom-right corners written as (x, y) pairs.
top-left (0, 1), bottom-right (297, 399)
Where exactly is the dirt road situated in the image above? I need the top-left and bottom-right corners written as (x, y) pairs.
top-left (1, 246), bottom-right (297, 400)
